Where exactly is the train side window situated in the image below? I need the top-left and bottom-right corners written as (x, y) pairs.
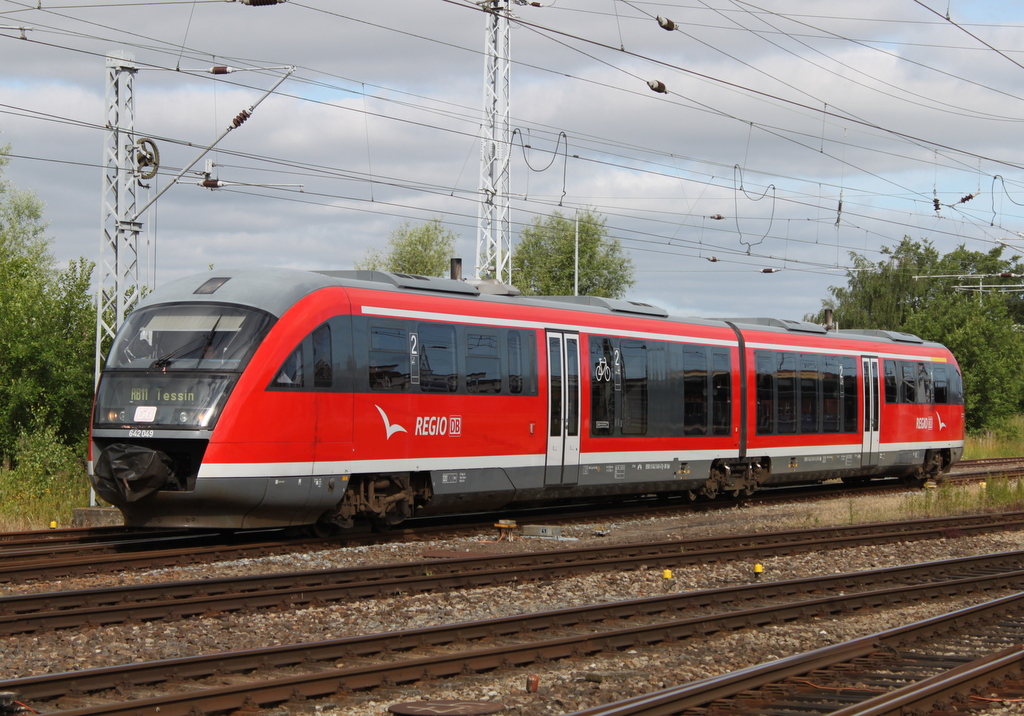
top-left (776, 352), bottom-right (797, 434)
top-left (312, 323), bottom-right (332, 389)
top-left (369, 324), bottom-right (410, 391)
top-left (950, 366), bottom-right (964, 405)
top-left (711, 351), bottom-right (731, 436)
top-left (841, 356), bottom-right (858, 432)
top-left (508, 331), bottom-right (524, 394)
top-left (755, 351), bottom-right (774, 435)
top-left (883, 360), bottom-right (898, 403)
top-left (934, 364), bottom-right (949, 404)
top-left (799, 354), bottom-right (820, 433)
top-left (548, 336), bottom-right (562, 436)
top-left (466, 331), bottom-right (501, 394)
top-left (507, 330), bottom-right (539, 396)
top-left (682, 347), bottom-right (707, 435)
top-left (918, 362), bottom-right (933, 404)
top-left (566, 336), bottom-right (580, 438)
top-left (620, 339), bottom-right (648, 435)
top-left (822, 356), bottom-right (841, 433)
top-left (590, 337), bottom-right (616, 436)
top-left (900, 361), bottom-right (916, 403)
top-left (272, 345), bottom-right (305, 388)
top-left (420, 323), bottom-right (457, 393)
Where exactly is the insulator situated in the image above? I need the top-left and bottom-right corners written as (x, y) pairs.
top-left (706, 256), bottom-right (719, 262)
top-left (760, 268), bottom-right (780, 273)
top-left (210, 66), bottom-right (234, 75)
top-left (1000, 272), bottom-right (1015, 278)
top-left (933, 197), bottom-right (941, 211)
top-left (231, 109), bottom-right (251, 128)
top-left (657, 16), bottom-right (676, 31)
top-left (709, 214), bottom-right (725, 220)
top-left (960, 192), bottom-right (976, 204)
top-left (201, 179), bottom-right (226, 189)
top-left (647, 79), bottom-right (668, 94)
top-left (238, 0), bottom-right (286, 5)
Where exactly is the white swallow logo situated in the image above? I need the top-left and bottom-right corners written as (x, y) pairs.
top-left (935, 411), bottom-right (947, 430)
top-left (375, 405), bottom-right (407, 439)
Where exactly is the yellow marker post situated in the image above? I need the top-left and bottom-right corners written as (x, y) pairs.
top-left (753, 563), bottom-right (764, 581)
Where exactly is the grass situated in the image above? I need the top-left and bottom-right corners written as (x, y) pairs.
top-left (0, 427), bottom-right (91, 531)
top-left (964, 414), bottom-right (1024, 459)
top-left (901, 477), bottom-right (1024, 519)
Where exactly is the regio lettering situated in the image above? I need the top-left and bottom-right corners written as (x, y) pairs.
top-left (414, 415), bottom-right (462, 437)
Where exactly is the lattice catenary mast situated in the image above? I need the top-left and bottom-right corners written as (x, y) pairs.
top-left (475, 0), bottom-right (513, 283)
top-left (95, 51), bottom-right (143, 385)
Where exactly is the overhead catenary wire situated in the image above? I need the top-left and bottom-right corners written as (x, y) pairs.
top-left (2, 0), bottom-right (1024, 286)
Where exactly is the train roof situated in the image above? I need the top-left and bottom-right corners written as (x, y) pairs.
top-left (137, 267), bottom-right (940, 349)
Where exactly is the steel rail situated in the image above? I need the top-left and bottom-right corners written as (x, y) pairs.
top-left (565, 591), bottom-right (1024, 716)
top-left (4, 513), bottom-right (1024, 634)
top-left (0, 454), bottom-right (1010, 550)
top-left (8, 551), bottom-right (1024, 713)
top-left (0, 467), bottom-right (1013, 570)
top-left (826, 645), bottom-right (1024, 716)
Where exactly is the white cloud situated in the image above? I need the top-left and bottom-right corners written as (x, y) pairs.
top-left (2, 0), bottom-right (1024, 320)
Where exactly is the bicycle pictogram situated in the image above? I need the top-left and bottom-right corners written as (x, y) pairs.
top-left (594, 357), bottom-right (612, 381)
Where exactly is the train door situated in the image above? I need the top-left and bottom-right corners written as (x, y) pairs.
top-left (545, 331), bottom-right (581, 486)
top-left (861, 356), bottom-right (880, 467)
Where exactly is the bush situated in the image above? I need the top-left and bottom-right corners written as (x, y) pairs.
top-left (0, 425), bottom-right (90, 528)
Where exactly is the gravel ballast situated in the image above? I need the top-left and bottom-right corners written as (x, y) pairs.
top-left (3, 490), bottom-right (1024, 715)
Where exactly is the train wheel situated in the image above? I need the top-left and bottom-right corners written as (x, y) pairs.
top-left (370, 500), bottom-right (412, 531)
top-left (731, 486), bottom-right (756, 500)
top-left (309, 520), bottom-right (342, 538)
top-left (922, 452), bottom-right (945, 480)
top-left (901, 472), bottom-right (926, 487)
top-left (697, 482), bottom-right (718, 501)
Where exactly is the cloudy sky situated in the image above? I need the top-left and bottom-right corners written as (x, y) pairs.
top-left (3, 0), bottom-right (1024, 319)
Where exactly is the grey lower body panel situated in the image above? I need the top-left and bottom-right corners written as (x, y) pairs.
top-left (116, 474), bottom-right (345, 529)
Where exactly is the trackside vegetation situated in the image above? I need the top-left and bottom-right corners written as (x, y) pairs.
top-left (901, 477), bottom-right (1024, 519)
top-left (809, 238), bottom-right (1024, 434)
top-left (0, 146), bottom-right (94, 528)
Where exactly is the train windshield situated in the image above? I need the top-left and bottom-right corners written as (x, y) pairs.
top-left (94, 373), bottom-right (236, 429)
top-left (107, 304), bottom-right (275, 372)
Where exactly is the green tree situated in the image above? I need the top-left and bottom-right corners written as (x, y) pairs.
top-left (511, 209), bottom-right (635, 298)
top-left (354, 219), bottom-right (457, 277)
top-left (0, 146), bottom-right (96, 462)
top-left (809, 237), bottom-right (1024, 432)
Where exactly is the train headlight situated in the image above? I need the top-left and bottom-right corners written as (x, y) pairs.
top-left (107, 409), bottom-right (126, 422)
top-left (178, 411), bottom-right (189, 424)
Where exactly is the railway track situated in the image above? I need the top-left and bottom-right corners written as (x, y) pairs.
top-left (2, 511), bottom-right (1024, 634)
top-left (0, 456), bottom-right (1019, 577)
top-left (5, 545), bottom-right (1024, 714)
top-left (569, 590), bottom-right (1024, 716)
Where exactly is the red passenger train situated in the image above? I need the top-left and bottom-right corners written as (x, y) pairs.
top-left (89, 268), bottom-right (965, 531)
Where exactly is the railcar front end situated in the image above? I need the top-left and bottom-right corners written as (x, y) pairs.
top-left (89, 270), bottom-right (357, 529)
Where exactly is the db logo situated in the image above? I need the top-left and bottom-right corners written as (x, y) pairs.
top-left (415, 415), bottom-right (463, 437)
